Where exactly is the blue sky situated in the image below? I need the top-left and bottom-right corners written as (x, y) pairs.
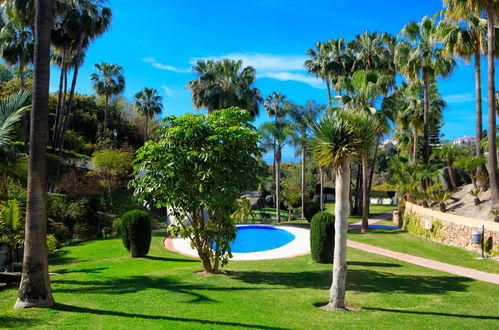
top-left (49, 0), bottom-right (497, 163)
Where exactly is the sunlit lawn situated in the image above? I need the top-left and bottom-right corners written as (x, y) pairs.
top-left (1, 228), bottom-right (498, 329)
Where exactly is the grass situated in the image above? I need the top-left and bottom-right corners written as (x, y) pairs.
top-left (1, 229), bottom-right (498, 328)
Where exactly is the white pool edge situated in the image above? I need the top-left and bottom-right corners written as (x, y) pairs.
top-left (165, 224), bottom-right (310, 261)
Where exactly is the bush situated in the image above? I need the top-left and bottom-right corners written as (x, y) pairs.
top-left (304, 201), bottom-right (321, 222)
top-left (47, 234), bottom-right (58, 254)
top-left (112, 218), bottom-right (122, 236)
top-left (121, 210), bottom-right (151, 257)
top-left (310, 211), bottom-right (335, 264)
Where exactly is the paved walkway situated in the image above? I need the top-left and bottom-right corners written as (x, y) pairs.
top-left (346, 213), bottom-right (499, 285)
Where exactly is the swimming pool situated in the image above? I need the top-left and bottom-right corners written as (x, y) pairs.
top-left (167, 224), bottom-right (311, 261)
top-left (229, 226), bottom-right (296, 253)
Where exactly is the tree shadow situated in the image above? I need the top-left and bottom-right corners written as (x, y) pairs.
top-left (363, 307), bottom-right (499, 320)
top-left (229, 268), bottom-right (473, 294)
top-left (49, 250), bottom-right (77, 266)
top-left (348, 261), bottom-right (401, 268)
top-left (143, 255), bottom-right (196, 263)
top-left (0, 316), bottom-right (38, 328)
top-left (51, 275), bottom-right (273, 303)
top-left (56, 267), bottom-right (109, 275)
top-left (53, 303), bottom-right (286, 329)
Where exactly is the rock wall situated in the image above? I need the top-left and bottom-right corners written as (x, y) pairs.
top-left (404, 202), bottom-right (499, 257)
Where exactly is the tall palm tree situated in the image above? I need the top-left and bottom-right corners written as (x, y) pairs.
top-left (51, 0), bottom-right (112, 152)
top-left (187, 59), bottom-right (262, 116)
top-left (15, 0), bottom-right (54, 309)
top-left (395, 16), bottom-right (455, 165)
top-left (288, 100), bottom-right (325, 218)
top-left (446, 0), bottom-right (498, 208)
top-left (134, 87), bottom-right (163, 142)
top-left (311, 110), bottom-right (376, 311)
top-left (260, 118), bottom-right (294, 223)
top-left (437, 6), bottom-right (493, 188)
top-left (90, 62), bottom-right (125, 139)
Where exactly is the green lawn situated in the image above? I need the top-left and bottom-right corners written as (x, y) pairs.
top-left (1, 230), bottom-right (498, 329)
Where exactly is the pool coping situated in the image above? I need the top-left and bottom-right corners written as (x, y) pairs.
top-left (164, 224), bottom-right (311, 261)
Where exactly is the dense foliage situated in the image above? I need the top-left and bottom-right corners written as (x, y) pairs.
top-left (304, 201), bottom-right (321, 222)
top-left (121, 209), bottom-right (151, 258)
top-left (310, 211), bottom-right (335, 264)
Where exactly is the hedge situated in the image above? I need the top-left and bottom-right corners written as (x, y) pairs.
top-left (121, 210), bottom-right (152, 257)
top-left (310, 211), bottom-right (335, 264)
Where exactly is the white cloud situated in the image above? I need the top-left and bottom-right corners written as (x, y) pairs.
top-left (161, 85), bottom-right (175, 97)
top-left (444, 93), bottom-right (475, 104)
top-left (190, 53), bottom-right (308, 72)
top-left (142, 57), bottom-right (191, 73)
top-left (258, 72), bottom-right (325, 89)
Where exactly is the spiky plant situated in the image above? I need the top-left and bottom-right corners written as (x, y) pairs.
top-left (470, 188), bottom-right (482, 206)
top-left (431, 190), bottom-right (453, 212)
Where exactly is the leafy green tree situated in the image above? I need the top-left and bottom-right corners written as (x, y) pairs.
top-left (187, 59), bottom-right (262, 116)
top-left (0, 199), bottom-right (23, 272)
top-left (130, 108), bottom-right (262, 273)
top-left (395, 16), bottom-right (455, 165)
top-left (15, 0), bottom-right (55, 309)
top-left (433, 142), bottom-right (464, 190)
top-left (133, 87), bottom-right (163, 142)
top-left (311, 110), bottom-right (375, 311)
top-left (455, 156), bottom-right (487, 189)
top-left (92, 147), bottom-right (134, 200)
top-left (90, 62), bottom-right (125, 139)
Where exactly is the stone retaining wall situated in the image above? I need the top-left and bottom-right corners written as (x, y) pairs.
top-left (403, 202), bottom-right (499, 257)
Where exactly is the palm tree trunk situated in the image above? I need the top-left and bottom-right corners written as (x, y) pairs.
top-left (144, 115), bottom-right (149, 143)
top-left (19, 62), bottom-right (29, 147)
top-left (361, 155), bottom-right (369, 233)
top-left (58, 64), bottom-right (80, 153)
top-left (319, 166), bottom-right (324, 210)
top-left (301, 146), bottom-right (305, 218)
top-left (486, 2), bottom-right (498, 208)
top-left (474, 49), bottom-right (487, 188)
top-left (15, 0), bottom-right (54, 309)
top-left (103, 95), bottom-right (109, 139)
top-left (276, 148), bottom-right (281, 223)
top-left (326, 80), bottom-right (332, 105)
top-left (413, 130), bottom-right (418, 165)
top-left (325, 157), bottom-right (351, 311)
top-left (422, 78), bottom-right (430, 165)
top-left (52, 60), bottom-right (65, 150)
top-left (368, 136), bottom-right (380, 201)
top-left (448, 160), bottom-right (457, 191)
top-left (7, 244), bottom-right (14, 272)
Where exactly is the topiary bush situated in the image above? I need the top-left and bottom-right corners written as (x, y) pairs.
top-left (304, 201), bottom-right (321, 222)
top-left (121, 210), bottom-right (152, 258)
top-left (310, 211), bottom-right (335, 264)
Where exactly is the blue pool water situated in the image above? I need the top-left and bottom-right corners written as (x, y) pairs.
top-left (229, 226), bottom-right (296, 253)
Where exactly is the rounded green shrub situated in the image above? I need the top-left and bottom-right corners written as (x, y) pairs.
top-left (46, 234), bottom-right (58, 254)
top-left (310, 211), bottom-right (335, 264)
top-left (304, 201), bottom-right (321, 222)
top-left (121, 210), bottom-right (152, 258)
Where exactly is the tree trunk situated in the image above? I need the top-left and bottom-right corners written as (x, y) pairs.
top-left (326, 79), bottom-right (332, 105)
top-left (301, 146), bottom-right (305, 218)
top-left (199, 251), bottom-right (213, 273)
top-left (144, 115), bottom-right (149, 143)
top-left (19, 62), bottom-right (29, 147)
top-left (448, 160), bottom-right (457, 191)
top-left (58, 64), bottom-right (80, 153)
top-left (325, 157), bottom-right (350, 311)
top-left (361, 155), bottom-right (369, 233)
top-left (474, 50), bottom-right (487, 188)
top-left (7, 244), bottom-right (14, 272)
top-left (276, 148), bottom-right (281, 223)
top-left (368, 136), bottom-right (380, 194)
top-left (52, 60), bottom-right (65, 150)
top-left (422, 78), bottom-right (430, 165)
top-left (319, 166), bottom-right (324, 210)
top-left (413, 130), bottom-right (418, 165)
top-left (15, 0), bottom-right (55, 309)
top-left (486, 2), bottom-right (498, 209)
top-left (103, 95), bottom-right (109, 139)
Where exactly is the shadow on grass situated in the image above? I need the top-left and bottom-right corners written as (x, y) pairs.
top-left (53, 303), bottom-right (286, 329)
top-left (52, 275), bottom-right (274, 303)
top-left (143, 255), bottom-right (197, 263)
top-left (349, 228), bottom-right (406, 235)
top-left (0, 316), bottom-right (38, 328)
top-left (348, 261), bottom-right (401, 268)
top-left (364, 307), bottom-right (499, 320)
top-left (230, 269), bottom-right (473, 294)
top-left (49, 250), bottom-right (77, 266)
top-left (56, 267), bottom-right (109, 275)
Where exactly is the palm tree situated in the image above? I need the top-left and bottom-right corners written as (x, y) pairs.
top-left (15, 0), bottom-right (54, 309)
top-left (437, 6), bottom-right (493, 188)
top-left (260, 118), bottom-right (294, 223)
top-left (90, 62), bottom-right (125, 139)
top-left (51, 0), bottom-right (112, 152)
top-left (311, 110), bottom-right (375, 311)
top-left (288, 101), bottom-right (325, 218)
top-left (187, 59), bottom-right (262, 116)
top-left (395, 16), bottom-right (455, 165)
top-left (0, 90), bottom-right (30, 147)
top-left (0, 199), bottom-right (23, 272)
top-left (134, 87), bottom-right (163, 142)
top-left (433, 142), bottom-right (463, 190)
top-left (447, 0), bottom-right (498, 208)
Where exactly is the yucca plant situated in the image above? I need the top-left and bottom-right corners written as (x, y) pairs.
top-left (454, 156), bottom-right (487, 188)
top-left (469, 188), bottom-right (482, 206)
top-left (0, 200), bottom-right (24, 272)
top-left (490, 208), bottom-right (499, 223)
